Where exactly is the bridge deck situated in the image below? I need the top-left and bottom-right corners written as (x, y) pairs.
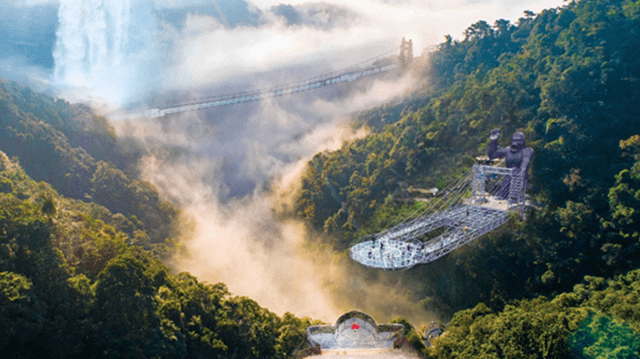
top-left (349, 203), bottom-right (509, 270)
top-left (112, 62), bottom-right (397, 120)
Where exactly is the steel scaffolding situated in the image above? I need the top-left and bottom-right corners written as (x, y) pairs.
top-left (349, 165), bottom-right (526, 270)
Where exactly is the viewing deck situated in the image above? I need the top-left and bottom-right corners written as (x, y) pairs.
top-left (349, 164), bottom-right (528, 270)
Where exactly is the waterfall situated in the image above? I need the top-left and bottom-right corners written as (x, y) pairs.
top-left (53, 0), bottom-right (134, 103)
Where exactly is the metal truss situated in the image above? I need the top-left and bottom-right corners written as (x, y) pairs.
top-left (349, 165), bottom-right (526, 270)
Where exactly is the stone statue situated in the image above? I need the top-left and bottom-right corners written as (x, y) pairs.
top-left (488, 129), bottom-right (533, 199)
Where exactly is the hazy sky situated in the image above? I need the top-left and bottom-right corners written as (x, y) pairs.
top-left (0, 0), bottom-right (565, 103)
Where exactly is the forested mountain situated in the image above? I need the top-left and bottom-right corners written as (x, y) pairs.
top-left (0, 80), bottom-right (327, 357)
top-left (0, 149), bottom-right (320, 358)
top-left (297, 0), bottom-right (640, 355)
top-left (0, 79), bottom-right (179, 247)
top-left (430, 270), bottom-right (640, 358)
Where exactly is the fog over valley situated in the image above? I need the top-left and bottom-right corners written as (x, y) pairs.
top-left (0, 0), bottom-right (555, 322)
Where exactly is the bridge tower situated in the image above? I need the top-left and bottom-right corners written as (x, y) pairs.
top-left (399, 37), bottom-right (413, 68)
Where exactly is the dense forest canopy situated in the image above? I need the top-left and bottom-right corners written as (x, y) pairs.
top-left (0, 133), bottom-right (321, 357)
top-left (0, 79), bottom-right (180, 248)
top-left (429, 270), bottom-right (640, 358)
top-left (0, 72), bottom-right (323, 358)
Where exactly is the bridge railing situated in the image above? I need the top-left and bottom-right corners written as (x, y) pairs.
top-left (111, 51), bottom-right (399, 120)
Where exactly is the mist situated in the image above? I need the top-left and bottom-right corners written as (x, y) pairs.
top-left (4, 0), bottom-right (566, 326)
top-left (5, 0), bottom-right (564, 105)
top-left (98, 0), bottom-right (565, 326)
top-left (112, 67), bottom-right (431, 323)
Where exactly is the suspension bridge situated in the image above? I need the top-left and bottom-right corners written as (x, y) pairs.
top-left (349, 161), bottom-right (529, 271)
top-left (111, 46), bottom-right (407, 120)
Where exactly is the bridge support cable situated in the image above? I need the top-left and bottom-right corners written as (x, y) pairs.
top-left (349, 164), bottom-right (528, 270)
top-left (368, 170), bottom-right (473, 244)
top-left (372, 170), bottom-right (471, 239)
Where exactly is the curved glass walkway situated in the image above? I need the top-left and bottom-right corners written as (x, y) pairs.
top-left (349, 164), bottom-right (526, 270)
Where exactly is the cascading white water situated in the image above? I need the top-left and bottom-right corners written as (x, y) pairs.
top-left (53, 0), bottom-right (135, 103)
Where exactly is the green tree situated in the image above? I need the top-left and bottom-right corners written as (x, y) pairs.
top-left (0, 271), bottom-right (44, 355)
top-left (569, 312), bottom-right (640, 359)
top-left (88, 250), bottom-right (170, 358)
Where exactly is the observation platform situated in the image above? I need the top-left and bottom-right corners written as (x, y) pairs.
top-left (349, 164), bottom-right (528, 270)
top-left (350, 203), bottom-right (509, 270)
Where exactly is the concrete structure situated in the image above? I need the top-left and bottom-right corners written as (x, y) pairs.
top-left (399, 38), bottom-right (413, 68)
top-left (306, 311), bottom-right (404, 351)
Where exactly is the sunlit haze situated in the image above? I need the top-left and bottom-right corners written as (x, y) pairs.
top-left (2, 0), bottom-right (565, 105)
top-left (0, 0), bottom-right (565, 324)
